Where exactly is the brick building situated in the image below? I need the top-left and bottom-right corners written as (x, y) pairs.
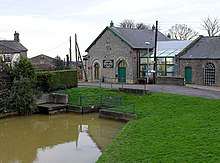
top-left (85, 21), bottom-right (170, 83)
top-left (177, 36), bottom-right (220, 86)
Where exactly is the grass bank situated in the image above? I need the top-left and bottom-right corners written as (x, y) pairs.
top-left (62, 87), bottom-right (220, 162)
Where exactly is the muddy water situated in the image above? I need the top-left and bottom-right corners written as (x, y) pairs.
top-left (0, 113), bottom-right (125, 163)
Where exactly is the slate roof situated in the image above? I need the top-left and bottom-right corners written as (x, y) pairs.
top-left (0, 40), bottom-right (28, 53)
top-left (85, 26), bottom-right (170, 52)
top-left (178, 36), bottom-right (220, 59)
top-left (30, 54), bottom-right (56, 62)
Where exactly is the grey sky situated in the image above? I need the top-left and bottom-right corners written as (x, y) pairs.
top-left (0, 0), bottom-right (219, 59)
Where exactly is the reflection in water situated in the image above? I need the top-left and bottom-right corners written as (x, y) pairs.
top-left (0, 113), bottom-right (125, 163)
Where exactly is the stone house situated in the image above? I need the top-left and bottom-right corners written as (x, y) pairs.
top-left (0, 31), bottom-right (27, 63)
top-left (30, 54), bottom-right (59, 71)
top-left (85, 21), bottom-right (170, 83)
top-left (0, 31), bottom-right (27, 90)
top-left (176, 35), bottom-right (220, 86)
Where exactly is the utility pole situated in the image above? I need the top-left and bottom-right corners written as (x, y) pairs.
top-left (75, 33), bottom-right (78, 70)
top-left (69, 36), bottom-right (72, 68)
top-left (153, 20), bottom-right (158, 84)
top-left (75, 33), bottom-right (88, 81)
top-left (66, 54), bottom-right (69, 68)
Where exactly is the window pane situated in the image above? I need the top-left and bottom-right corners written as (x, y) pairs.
top-left (140, 58), bottom-right (147, 64)
top-left (157, 64), bottom-right (166, 76)
top-left (166, 58), bottom-right (174, 64)
top-left (166, 65), bottom-right (174, 72)
top-left (149, 58), bottom-right (154, 64)
top-left (167, 73), bottom-right (174, 77)
top-left (140, 65), bottom-right (147, 72)
top-left (205, 63), bottom-right (215, 86)
top-left (157, 58), bottom-right (165, 64)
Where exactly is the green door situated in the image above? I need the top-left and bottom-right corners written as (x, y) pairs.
top-left (185, 66), bottom-right (192, 83)
top-left (118, 67), bottom-right (126, 82)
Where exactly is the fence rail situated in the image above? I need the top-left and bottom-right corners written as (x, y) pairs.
top-left (69, 94), bottom-right (135, 114)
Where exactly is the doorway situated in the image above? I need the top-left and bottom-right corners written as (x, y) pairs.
top-left (118, 60), bottom-right (126, 83)
top-left (185, 66), bottom-right (192, 83)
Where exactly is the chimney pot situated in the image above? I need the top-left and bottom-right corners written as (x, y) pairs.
top-left (110, 21), bottom-right (114, 27)
top-left (14, 31), bottom-right (20, 42)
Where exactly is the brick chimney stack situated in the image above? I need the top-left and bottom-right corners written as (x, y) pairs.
top-left (14, 31), bottom-right (20, 42)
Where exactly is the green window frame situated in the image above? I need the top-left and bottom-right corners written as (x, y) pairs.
top-left (94, 63), bottom-right (100, 79)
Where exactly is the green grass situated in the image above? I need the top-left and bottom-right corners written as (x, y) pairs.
top-left (62, 87), bottom-right (220, 162)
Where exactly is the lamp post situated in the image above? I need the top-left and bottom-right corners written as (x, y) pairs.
top-left (145, 42), bottom-right (150, 84)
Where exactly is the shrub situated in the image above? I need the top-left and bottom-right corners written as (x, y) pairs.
top-left (36, 70), bottom-right (77, 92)
top-left (1, 57), bottom-right (38, 115)
top-left (36, 72), bottom-right (54, 92)
top-left (1, 78), bottom-right (38, 115)
top-left (12, 57), bottom-right (36, 80)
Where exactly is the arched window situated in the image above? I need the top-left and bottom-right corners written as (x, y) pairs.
top-left (118, 60), bottom-right (127, 67)
top-left (94, 63), bottom-right (100, 79)
top-left (204, 63), bottom-right (215, 86)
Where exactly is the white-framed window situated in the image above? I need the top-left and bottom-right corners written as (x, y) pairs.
top-left (204, 62), bottom-right (215, 86)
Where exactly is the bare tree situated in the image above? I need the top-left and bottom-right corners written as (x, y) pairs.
top-left (119, 19), bottom-right (150, 29)
top-left (136, 23), bottom-right (150, 29)
top-left (201, 16), bottom-right (220, 36)
top-left (168, 24), bottom-right (198, 40)
top-left (119, 19), bottom-right (135, 28)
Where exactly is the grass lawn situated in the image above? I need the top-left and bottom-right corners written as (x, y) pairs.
top-left (62, 87), bottom-right (220, 162)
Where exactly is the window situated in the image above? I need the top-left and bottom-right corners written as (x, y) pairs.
top-left (94, 63), bottom-right (100, 79)
top-left (118, 60), bottom-right (126, 67)
top-left (204, 63), bottom-right (215, 86)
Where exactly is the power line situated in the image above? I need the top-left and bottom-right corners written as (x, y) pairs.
top-left (33, 40), bottom-right (68, 55)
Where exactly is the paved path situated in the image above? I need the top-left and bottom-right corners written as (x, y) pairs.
top-left (78, 82), bottom-right (220, 99)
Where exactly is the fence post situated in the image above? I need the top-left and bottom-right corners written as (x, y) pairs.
top-left (144, 78), bottom-right (147, 90)
top-left (119, 97), bottom-right (122, 112)
top-left (80, 96), bottom-right (82, 106)
top-left (133, 102), bottom-right (135, 114)
top-left (121, 78), bottom-right (124, 88)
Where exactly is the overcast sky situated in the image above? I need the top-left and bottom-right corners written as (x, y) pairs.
top-left (0, 0), bottom-right (219, 59)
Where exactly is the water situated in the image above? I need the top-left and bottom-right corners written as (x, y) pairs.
top-left (0, 113), bottom-right (125, 163)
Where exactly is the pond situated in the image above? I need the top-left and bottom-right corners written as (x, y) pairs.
top-left (0, 113), bottom-right (125, 163)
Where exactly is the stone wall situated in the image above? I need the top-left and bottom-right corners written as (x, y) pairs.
top-left (178, 59), bottom-right (220, 86)
top-left (36, 93), bottom-right (68, 104)
top-left (99, 109), bottom-right (136, 122)
top-left (86, 29), bottom-right (138, 83)
top-left (156, 76), bottom-right (185, 86)
top-left (118, 88), bottom-right (150, 95)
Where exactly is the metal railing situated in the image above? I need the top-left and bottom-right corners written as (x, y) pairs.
top-left (78, 77), bottom-right (149, 90)
top-left (101, 97), bottom-right (135, 114)
top-left (68, 94), bottom-right (136, 114)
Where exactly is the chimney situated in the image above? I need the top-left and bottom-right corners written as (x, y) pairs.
top-left (110, 21), bottom-right (114, 27)
top-left (151, 25), bottom-right (155, 31)
top-left (14, 31), bottom-right (20, 42)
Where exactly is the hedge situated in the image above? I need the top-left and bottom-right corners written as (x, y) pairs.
top-left (36, 70), bottom-right (77, 92)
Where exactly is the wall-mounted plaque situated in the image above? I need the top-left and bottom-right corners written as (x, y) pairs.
top-left (103, 60), bottom-right (114, 68)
